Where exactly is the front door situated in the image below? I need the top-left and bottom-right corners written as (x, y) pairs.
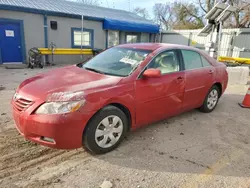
top-left (135, 50), bottom-right (185, 126)
top-left (0, 22), bottom-right (22, 64)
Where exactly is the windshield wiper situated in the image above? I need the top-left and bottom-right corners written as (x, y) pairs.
top-left (84, 67), bottom-right (125, 77)
top-left (84, 67), bottom-right (105, 75)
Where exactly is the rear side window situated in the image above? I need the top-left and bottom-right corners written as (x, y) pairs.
top-left (181, 50), bottom-right (203, 70)
top-left (201, 55), bottom-right (212, 67)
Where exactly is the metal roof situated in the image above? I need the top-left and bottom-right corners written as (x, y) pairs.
top-left (0, 0), bottom-right (154, 24)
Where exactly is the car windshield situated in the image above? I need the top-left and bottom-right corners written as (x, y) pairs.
top-left (82, 47), bottom-right (152, 77)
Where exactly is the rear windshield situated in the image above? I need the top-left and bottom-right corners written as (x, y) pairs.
top-left (82, 47), bottom-right (152, 77)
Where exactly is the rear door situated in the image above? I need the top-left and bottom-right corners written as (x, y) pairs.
top-left (135, 50), bottom-right (185, 126)
top-left (181, 50), bottom-right (215, 111)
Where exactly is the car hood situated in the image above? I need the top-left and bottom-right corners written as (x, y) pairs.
top-left (17, 65), bottom-right (122, 101)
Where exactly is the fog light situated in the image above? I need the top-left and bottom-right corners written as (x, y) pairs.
top-left (41, 136), bottom-right (55, 143)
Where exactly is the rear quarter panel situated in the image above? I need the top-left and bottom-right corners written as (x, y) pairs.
top-left (200, 51), bottom-right (228, 94)
top-left (214, 62), bottom-right (228, 94)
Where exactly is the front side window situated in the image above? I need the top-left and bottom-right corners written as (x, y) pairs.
top-left (72, 28), bottom-right (93, 48)
top-left (181, 50), bottom-right (203, 70)
top-left (148, 50), bottom-right (180, 74)
top-left (82, 47), bottom-right (152, 77)
top-left (108, 30), bottom-right (119, 47)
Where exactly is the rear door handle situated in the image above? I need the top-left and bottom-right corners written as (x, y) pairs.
top-left (209, 70), bottom-right (214, 74)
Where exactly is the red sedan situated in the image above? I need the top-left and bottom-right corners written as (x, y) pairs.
top-left (12, 43), bottom-right (228, 154)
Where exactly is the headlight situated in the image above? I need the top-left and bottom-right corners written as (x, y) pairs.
top-left (35, 100), bottom-right (85, 114)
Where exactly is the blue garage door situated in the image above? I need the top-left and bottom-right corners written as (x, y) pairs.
top-left (0, 22), bottom-right (22, 64)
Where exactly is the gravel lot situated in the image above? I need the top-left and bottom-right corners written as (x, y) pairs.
top-left (0, 65), bottom-right (250, 188)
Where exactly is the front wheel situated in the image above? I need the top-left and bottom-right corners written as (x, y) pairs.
top-left (199, 85), bottom-right (220, 113)
top-left (83, 106), bottom-right (128, 154)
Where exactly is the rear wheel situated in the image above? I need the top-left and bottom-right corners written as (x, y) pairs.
top-left (83, 106), bottom-right (128, 154)
top-left (199, 85), bottom-right (220, 113)
top-left (38, 63), bottom-right (43, 69)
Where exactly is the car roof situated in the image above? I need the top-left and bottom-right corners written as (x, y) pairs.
top-left (117, 43), bottom-right (199, 51)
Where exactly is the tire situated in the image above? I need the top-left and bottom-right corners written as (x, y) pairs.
top-left (199, 85), bottom-right (220, 113)
top-left (83, 105), bottom-right (128, 154)
top-left (39, 63), bottom-right (43, 69)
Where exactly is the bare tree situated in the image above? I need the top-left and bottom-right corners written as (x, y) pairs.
top-left (180, 2), bottom-right (205, 29)
top-left (133, 7), bottom-right (150, 19)
top-left (153, 3), bottom-right (174, 30)
top-left (197, 0), bottom-right (215, 13)
top-left (153, 2), bottom-right (205, 30)
top-left (171, 0), bottom-right (250, 29)
top-left (74, 0), bottom-right (100, 6)
top-left (228, 0), bottom-right (250, 28)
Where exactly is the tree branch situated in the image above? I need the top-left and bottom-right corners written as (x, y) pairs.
top-left (198, 0), bottom-right (207, 13)
top-left (182, 5), bottom-right (204, 26)
top-left (239, 3), bottom-right (250, 11)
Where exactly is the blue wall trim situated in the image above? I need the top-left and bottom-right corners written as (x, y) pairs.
top-left (0, 49), bottom-right (2, 64)
top-left (0, 18), bottom-right (26, 64)
top-left (105, 30), bottom-right (108, 49)
top-left (43, 15), bottom-right (48, 62)
top-left (43, 15), bottom-right (48, 48)
top-left (0, 5), bottom-right (103, 22)
top-left (71, 27), bottom-right (94, 49)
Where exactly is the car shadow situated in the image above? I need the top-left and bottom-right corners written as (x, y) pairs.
top-left (95, 93), bottom-right (250, 178)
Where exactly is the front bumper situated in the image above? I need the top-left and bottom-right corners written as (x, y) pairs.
top-left (12, 101), bottom-right (95, 149)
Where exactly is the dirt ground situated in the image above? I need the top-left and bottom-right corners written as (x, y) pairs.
top-left (1, 65), bottom-right (250, 188)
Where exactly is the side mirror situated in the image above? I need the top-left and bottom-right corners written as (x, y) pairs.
top-left (143, 68), bottom-right (161, 78)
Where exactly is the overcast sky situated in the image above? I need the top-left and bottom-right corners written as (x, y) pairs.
top-left (99, 0), bottom-right (169, 15)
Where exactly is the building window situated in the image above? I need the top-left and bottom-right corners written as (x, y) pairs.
top-left (108, 30), bottom-right (119, 48)
top-left (71, 28), bottom-right (93, 48)
top-left (50, 21), bottom-right (58, 30)
top-left (126, 33), bottom-right (139, 43)
top-left (141, 33), bottom-right (149, 42)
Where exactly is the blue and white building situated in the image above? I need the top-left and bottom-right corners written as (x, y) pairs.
top-left (0, 0), bottom-right (159, 64)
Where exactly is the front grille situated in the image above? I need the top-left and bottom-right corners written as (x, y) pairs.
top-left (13, 97), bottom-right (33, 112)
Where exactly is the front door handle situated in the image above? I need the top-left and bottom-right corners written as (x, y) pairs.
top-left (176, 77), bottom-right (184, 83)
